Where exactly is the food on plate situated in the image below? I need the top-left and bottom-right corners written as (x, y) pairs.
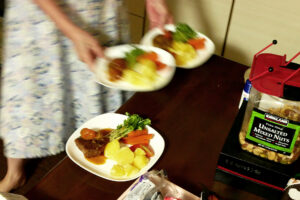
top-left (133, 154), bottom-right (149, 170)
top-left (80, 128), bottom-right (101, 140)
top-left (108, 112), bottom-right (151, 141)
top-left (153, 23), bottom-right (206, 66)
top-left (75, 137), bottom-right (107, 158)
top-left (110, 164), bottom-right (126, 177)
top-left (74, 129), bottom-right (111, 158)
top-left (130, 144), bottom-right (155, 158)
top-left (106, 139), bottom-right (150, 177)
top-left (170, 41), bottom-right (197, 66)
top-left (123, 164), bottom-right (140, 177)
top-left (133, 148), bottom-right (146, 156)
top-left (104, 139), bottom-right (120, 159)
top-left (74, 113), bottom-right (155, 178)
top-left (114, 146), bottom-right (135, 165)
top-left (107, 47), bottom-right (168, 86)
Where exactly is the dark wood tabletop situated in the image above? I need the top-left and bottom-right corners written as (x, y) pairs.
top-left (25, 55), bottom-right (269, 200)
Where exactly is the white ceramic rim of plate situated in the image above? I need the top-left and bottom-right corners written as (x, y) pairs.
top-left (65, 112), bottom-right (165, 182)
top-left (140, 24), bottom-right (215, 69)
top-left (94, 44), bottom-right (176, 92)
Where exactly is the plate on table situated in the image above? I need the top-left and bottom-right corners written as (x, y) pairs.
top-left (94, 44), bottom-right (176, 92)
top-left (140, 24), bottom-right (215, 69)
top-left (66, 113), bottom-right (165, 182)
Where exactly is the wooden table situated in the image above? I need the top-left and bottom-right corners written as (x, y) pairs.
top-left (25, 55), bottom-right (268, 200)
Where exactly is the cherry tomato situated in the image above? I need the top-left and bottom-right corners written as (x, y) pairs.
top-left (80, 128), bottom-right (97, 140)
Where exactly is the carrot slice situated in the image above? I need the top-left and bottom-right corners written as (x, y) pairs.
top-left (188, 38), bottom-right (206, 49)
top-left (127, 129), bottom-right (148, 137)
top-left (155, 61), bottom-right (167, 70)
top-left (164, 30), bottom-right (172, 39)
top-left (137, 52), bottom-right (158, 62)
top-left (122, 134), bottom-right (154, 145)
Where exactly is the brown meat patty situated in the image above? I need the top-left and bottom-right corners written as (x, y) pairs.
top-left (75, 137), bottom-right (109, 158)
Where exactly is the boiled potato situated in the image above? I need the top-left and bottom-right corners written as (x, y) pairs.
top-left (133, 59), bottom-right (157, 81)
top-left (110, 164), bottom-right (125, 177)
top-left (123, 69), bottom-right (150, 86)
top-left (133, 155), bottom-right (149, 169)
top-left (104, 139), bottom-right (120, 159)
top-left (123, 59), bottom-right (158, 86)
top-left (123, 164), bottom-right (140, 177)
top-left (134, 148), bottom-right (146, 156)
top-left (169, 41), bottom-right (197, 65)
top-left (114, 146), bottom-right (134, 165)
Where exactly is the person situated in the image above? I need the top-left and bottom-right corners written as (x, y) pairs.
top-left (0, 0), bottom-right (173, 192)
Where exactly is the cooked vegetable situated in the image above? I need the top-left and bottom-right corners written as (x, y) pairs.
top-left (104, 139), bottom-right (120, 159)
top-left (110, 164), bottom-right (125, 177)
top-left (134, 148), bottom-right (146, 156)
top-left (125, 47), bottom-right (145, 68)
top-left (188, 38), bottom-right (206, 50)
top-left (123, 69), bottom-right (148, 86)
top-left (123, 164), bottom-right (140, 177)
top-left (132, 59), bottom-right (158, 81)
top-left (154, 61), bottom-right (167, 70)
top-left (122, 134), bottom-right (154, 145)
top-left (130, 144), bottom-right (147, 152)
top-left (136, 52), bottom-right (158, 62)
top-left (127, 129), bottom-right (148, 137)
top-left (173, 23), bottom-right (197, 42)
top-left (108, 113), bottom-right (151, 141)
top-left (133, 155), bottom-right (149, 169)
top-left (114, 146), bottom-right (135, 165)
top-left (80, 128), bottom-right (97, 140)
top-left (141, 145), bottom-right (154, 158)
top-left (130, 144), bottom-right (155, 158)
top-left (170, 41), bottom-right (197, 65)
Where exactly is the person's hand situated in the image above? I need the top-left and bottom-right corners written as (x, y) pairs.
top-left (69, 28), bottom-right (104, 71)
top-left (146, 0), bottom-right (173, 29)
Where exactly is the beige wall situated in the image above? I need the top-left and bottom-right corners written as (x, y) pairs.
top-left (125, 0), bottom-right (146, 43)
top-left (0, 17), bottom-right (2, 63)
top-left (224, 0), bottom-right (300, 66)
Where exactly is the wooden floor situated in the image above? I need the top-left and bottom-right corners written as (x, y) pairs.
top-left (0, 139), bottom-right (66, 195)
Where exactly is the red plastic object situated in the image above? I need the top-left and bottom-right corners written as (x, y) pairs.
top-left (249, 40), bottom-right (300, 98)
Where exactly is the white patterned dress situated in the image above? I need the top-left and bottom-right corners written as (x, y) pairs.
top-left (0, 0), bottom-right (133, 158)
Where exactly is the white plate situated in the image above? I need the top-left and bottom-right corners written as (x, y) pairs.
top-left (94, 44), bottom-right (176, 92)
top-left (140, 24), bottom-right (215, 69)
top-left (66, 113), bottom-right (165, 182)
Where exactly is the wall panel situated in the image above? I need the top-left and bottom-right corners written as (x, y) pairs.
top-left (224, 0), bottom-right (300, 66)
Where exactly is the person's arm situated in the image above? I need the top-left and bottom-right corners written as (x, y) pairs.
top-left (32, 0), bottom-right (103, 70)
top-left (145, 0), bottom-right (173, 29)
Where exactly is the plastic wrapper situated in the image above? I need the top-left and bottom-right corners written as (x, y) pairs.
top-left (281, 178), bottom-right (300, 200)
top-left (118, 170), bottom-right (219, 200)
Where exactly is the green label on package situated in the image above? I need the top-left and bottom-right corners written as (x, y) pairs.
top-left (246, 108), bottom-right (300, 155)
